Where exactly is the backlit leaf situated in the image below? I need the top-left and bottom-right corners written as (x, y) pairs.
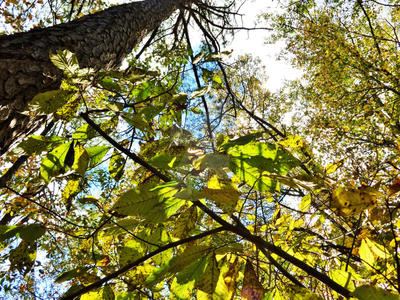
top-left (15, 135), bottom-right (64, 155)
top-left (241, 261), bottom-right (265, 300)
top-left (195, 153), bottom-right (230, 171)
top-left (29, 90), bottom-right (74, 114)
top-left (109, 150), bottom-right (125, 181)
top-left (72, 124), bottom-right (97, 142)
top-left (145, 245), bottom-right (209, 287)
top-left (80, 285), bottom-right (115, 300)
top-left (50, 49), bottom-right (80, 77)
top-left (352, 286), bottom-right (400, 300)
top-left (359, 239), bottom-right (375, 267)
top-left (365, 238), bottom-right (390, 259)
top-left (299, 194), bottom-right (311, 212)
top-left (72, 144), bottom-right (89, 176)
top-left (40, 142), bottom-right (74, 182)
top-left (197, 256), bottom-right (220, 294)
top-left (329, 269), bottom-right (355, 291)
top-left (118, 239), bottom-right (145, 267)
top-left (278, 135), bottom-right (303, 149)
top-left (86, 146), bottom-right (110, 168)
top-left (172, 206), bottom-right (198, 238)
top-left (113, 182), bottom-right (184, 223)
top-left (62, 179), bottom-right (80, 210)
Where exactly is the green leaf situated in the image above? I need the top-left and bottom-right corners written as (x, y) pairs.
top-left (118, 239), bottom-right (145, 267)
top-left (141, 105), bottom-right (164, 119)
top-left (100, 77), bottom-right (122, 93)
top-left (0, 224), bottom-right (45, 243)
top-left (230, 157), bottom-right (277, 192)
top-left (86, 146), bottom-right (110, 168)
top-left (278, 135), bottom-right (304, 149)
top-left (352, 286), bottom-right (400, 300)
top-left (0, 225), bottom-right (19, 242)
top-left (149, 154), bottom-right (176, 170)
top-left (19, 224), bottom-right (46, 242)
top-left (61, 285), bottom-right (85, 299)
top-left (171, 93), bottom-right (188, 105)
top-left (115, 292), bottom-right (139, 300)
top-left (9, 240), bottom-right (36, 275)
top-left (172, 206), bottom-right (198, 239)
top-left (100, 116), bottom-right (119, 134)
top-left (72, 124), bottom-right (97, 142)
top-left (227, 141), bottom-right (298, 192)
top-left (202, 187), bottom-right (240, 214)
top-left (177, 257), bottom-right (209, 284)
top-left (213, 73), bottom-right (222, 84)
top-left (221, 133), bottom-right (262, 151)
top-left (282, 285), bottom-right (323, 300)
top-left (365, 238), bottom-right (390, 259)
top-left (15, 135), bottom-right (65, 155)
top-left (55, 267), bottom-right (89, 283)
top-left (78, 196), bottom-right (98, 205)
top-left (109, 150), bottom-right (125, 181)
top-left (145, 245), bottom-right (209, 287)
top-left (55, 93), bottom-right (82, 120)
top-left (195, 153), bottom-right (230, 171)
top-left (197, 256), bottom-right (220, 294)
top-left (148, 153), bottom-right (189, 170)
top-left (29, 90), bottom-right (75, 114)
top-left (113, 182), bottom-right (185, 223)
top-left (171, 277), bottom-right (195, 299)
top-left (40, 142), bottom-right (74, 182)
top-left (122, 112), bottom-right (151, 131)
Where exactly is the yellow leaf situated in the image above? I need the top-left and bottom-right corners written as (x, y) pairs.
top-left (359, 239), bottom-right (375, 267)
top-left (80, 286), bottom-right (114, 300)
top-left (62, 179), bottom-right (80, 210)
top-left (365, 238), bottom-right (390, 259)
top-left (299, 194), bottom-right (311, 212)
top-left (73, 144), bottom-right (89, 176)
top-left (331, 186), bottom-right (379, 216)
top-left (390, 237), bottom-right (400, 248)
top-left (278, 135), bottom-right (303, 149)
top-left (202, 174), bottom-right (240, 213)
top-left (202, 188), bottom-right (240, 214)
top-left (241, 261), bottom-right (265, 300)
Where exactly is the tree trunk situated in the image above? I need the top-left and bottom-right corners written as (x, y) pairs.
top-left (0, 0), bottom-right (190, 155)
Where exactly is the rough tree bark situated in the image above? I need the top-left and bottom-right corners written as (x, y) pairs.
top-left (0, 0), bottom-right (191, 155)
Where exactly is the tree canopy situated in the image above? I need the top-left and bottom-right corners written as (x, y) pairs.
top-left (1, 0), bottom-right (400, 299)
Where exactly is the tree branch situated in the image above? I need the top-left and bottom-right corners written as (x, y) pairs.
top-left (62, 227), bottom-right (225, 299)
top-left (80, 112), bottom-right (170, 182)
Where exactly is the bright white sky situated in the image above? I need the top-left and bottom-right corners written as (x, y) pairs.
top-left (227, 0), bottom-right (301, 91)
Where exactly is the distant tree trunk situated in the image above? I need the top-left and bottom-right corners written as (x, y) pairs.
top-left (0, 0), bottom-right (190, 155)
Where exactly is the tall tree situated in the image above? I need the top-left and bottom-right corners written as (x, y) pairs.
top-left (0, 0), bottom-right (191, 155)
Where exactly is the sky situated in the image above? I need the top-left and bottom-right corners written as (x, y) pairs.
top-left (220, 0), bottom-right (301, 91)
